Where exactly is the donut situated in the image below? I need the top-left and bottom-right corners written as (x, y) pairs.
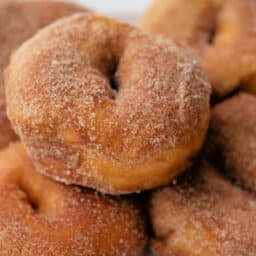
top-left (141, 0), bottom-right (256, 97)
top-left (5, 13), bottom-right (211, 194)
top-left (208, 92), bottom-right (256, 191)
top-left (0, 0), bottom-right (87, 149)
top-left (149, 161), bottom-right (256, 255)
top-left (5, 11), bottom-right (211, 192)
top-left (0, 143), bottom-right (147, 255)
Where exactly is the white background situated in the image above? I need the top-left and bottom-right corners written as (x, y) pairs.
top-left (74, 0), bottom-right (153, 23)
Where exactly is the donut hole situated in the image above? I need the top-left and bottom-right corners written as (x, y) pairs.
top-left (19, 183), bottom-right (39, 212)
top-left (206, 5), bottom-right (221, 45)
top-left (206, 10), bottom-right (221, 46)
top-left (108, 59), bottom-right (119, 99)
top-left (207, 23), bottom-right (218, 45)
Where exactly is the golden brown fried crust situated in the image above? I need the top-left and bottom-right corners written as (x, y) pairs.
top-left (5, 13), bottom-right (211, 194)
top-left (0, 1), bottom-right (87, 149)
top-left (141, 0), bottom-right (256, 97)
top-left (0, 143), bottom-right (147, 256)
top-left (209, 92), bottom-right (256, 191)
top-left (150, 161), bottom-right (256, 256)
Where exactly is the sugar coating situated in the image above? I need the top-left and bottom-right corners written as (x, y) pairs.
top-left (209, 92), bottom-right (256, 191)
top-left (141, 0), bottom-right (256, 96)
top-left (6, 13), bottom-right (211, 194)
top-left (150, 161), bottom-right (256, 255)
top-left (0, 143), bottom-right (147, 256)
top-left (0, 0), bottom-right (86, 148)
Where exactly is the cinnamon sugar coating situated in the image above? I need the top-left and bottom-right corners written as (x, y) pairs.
top-left (209, 92), bottom-right (256, 191)
top-left (141, 0), bottom-right (256, 97)
top-left (0, 0), bottom-right (86, 149)
top-left (150, 161), bottom-right (256, 255)
top-left (5, 13), bottom-right (211, 194)
top-left (0, 143), bottom-right (147, 256)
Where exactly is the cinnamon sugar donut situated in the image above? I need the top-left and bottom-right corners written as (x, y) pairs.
top-left (0, 0), bottom-right (86, 149)
top-left (209, 92), bottom-right (256, 191)
top-left (0, 143), bottom-right (147, 256)
top-left (141, 0), bottom-right (256, 97)
top-left (150, 161), bottom-right (256, 255)
top-left (5, 14), bottom-right (211, 194)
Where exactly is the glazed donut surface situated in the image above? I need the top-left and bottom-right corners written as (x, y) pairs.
top-left (209, 92), bottom-right (256, 191)
top-left (5, 13), bottom-right (211, 194)
top-left (0, 0), bottom-right (86, 149)
top-left (0, 143), bottom-right (147, 256)
top-left (141, 0), bottom-right (256, 96)
top-left (150, 161), bottom-right (256, 255)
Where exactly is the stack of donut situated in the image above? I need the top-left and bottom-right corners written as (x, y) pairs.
top-left (1, 0), bottom-right (256, 255)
